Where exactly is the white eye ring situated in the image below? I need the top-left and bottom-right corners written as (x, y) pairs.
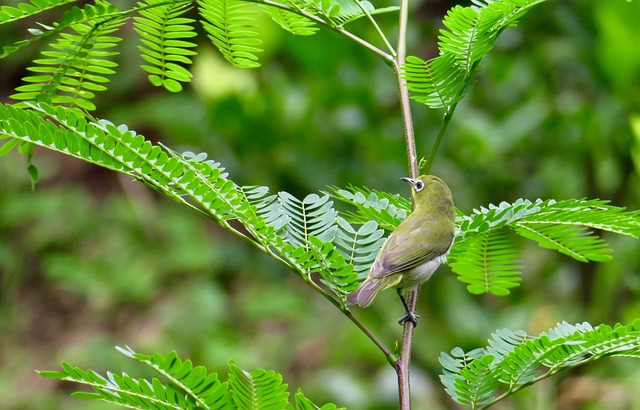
top-left (414, 180), bottom-right (425, 192)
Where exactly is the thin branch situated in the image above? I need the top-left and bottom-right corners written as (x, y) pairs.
top-left (255, 0), bottom-right (395, 63)
top-left (424, 61), bottom-right (480, 172)
top-left (394, 0), bottom-right (418, 408)
top-left (423, 104), bottom-right (455, 173)
top-left (352, 0), bottom-right (397, 56)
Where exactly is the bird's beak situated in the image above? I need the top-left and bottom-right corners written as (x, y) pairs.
top-left (400, 177), bottom-right (415, 186)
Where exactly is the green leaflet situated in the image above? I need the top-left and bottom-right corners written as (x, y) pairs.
top-left (262, 5), bottom-right (319, 36)
top-left (134, 0), bottom-right (198, 92)
top-left (0, 0), bottom-right (76, 24)
top-left (2, 104), bottom-right (639, 301)
top-left (11, 2), bottom-right (124, 110)
top-left (198, 0), bottom-right (263, 68)
top-left (228, 360), bottom-right (289, 410)
top-left (449, 227), bottom-right (523, 296)
top-left (40, 347), bottom-right (340, 409)
top-left (334, 218), bottom-right (385, 279)
top-left (441, 320), bottom-right (640, 409)
top-left (450, 198), bottom-right (640, 296)
top-left (328, 185), bottom-right (410, 231)
top-left (402, 0), bottom-right (546, 110)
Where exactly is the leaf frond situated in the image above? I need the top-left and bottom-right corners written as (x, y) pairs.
top-left (442, 319), bottom-right (640, 408)
top-left (0, 0), bottom-right (76, 25)
top-left (134, 0), bottom-right (198, 92)
top-left (228, 360), bottom-right (289, 410)
top-left (40, 347), bottom-right (342, 409)
top-left (402, 54), bottom-right (468, 109)
top-left (327, 185), bottom-right (410, 231)
top-left (449, 227), bottom-right (522, 296)
top-left (334, 218), bottom-right (385, 279)
top-left (401, 0), bottom-right (546, 110)
top-left (262, 4), bottom-right (319, 36)
top-left (276, 192), bottom-right (339, 247)
top-left (11, 1), bottom-right (124, 110)
top-left (451, 198), bottom-right (640, 295)
top-left (198, 0), bottom-right (263, 68)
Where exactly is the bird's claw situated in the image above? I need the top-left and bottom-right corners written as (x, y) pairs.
top-left (398, 312), bottom-right (420, 327)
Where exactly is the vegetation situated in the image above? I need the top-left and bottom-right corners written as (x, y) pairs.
top-left (1, 0), bottom-right (639, 409)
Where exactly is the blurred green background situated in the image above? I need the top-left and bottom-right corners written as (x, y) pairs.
top-left (1, 0), bottom-right (640, 409)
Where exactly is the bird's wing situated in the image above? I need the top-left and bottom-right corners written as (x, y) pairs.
top-left (369, 225), bottom-right (452, 279)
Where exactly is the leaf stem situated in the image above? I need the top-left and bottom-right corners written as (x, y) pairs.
top-left (424, 104), bottom-right (455, 173)
top-left (256, 0), bottom-right (394, 63)
top-left (352, 0), bottom-right (397, 57)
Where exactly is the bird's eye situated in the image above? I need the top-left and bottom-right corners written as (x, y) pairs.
top-left (414, 180), bottom-right (425, 192)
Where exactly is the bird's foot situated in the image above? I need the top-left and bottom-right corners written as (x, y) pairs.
top-left (397, 312), bottom-right (420, 327)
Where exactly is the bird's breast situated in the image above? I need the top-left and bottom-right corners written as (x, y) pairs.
top-left (399, 253), bottom-right (448, 288)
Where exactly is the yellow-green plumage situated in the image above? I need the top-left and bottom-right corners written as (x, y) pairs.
top-left (346, 175), bottom-right (455, 324)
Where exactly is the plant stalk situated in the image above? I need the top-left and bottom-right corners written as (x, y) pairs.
top-left (394, 0), bottom-right (418, 408)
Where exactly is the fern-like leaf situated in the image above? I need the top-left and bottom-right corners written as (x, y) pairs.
top-left (449, 227), bottom-right (522, 295)
top-left (39, 361), bottom-right (209, 409)
top-left (198, 0), bottom-right (263, 68)
top-left (295, 389), bottom-right (347, 409)
top-left (452, 198), bottom-right (640, 295)
top-left (40, 347), bottom-right (342, 409)
top-left (262, 5), bottom-right (318, 36)
top-left (517, 198), bottom-right (640, 238)
top-left (228, 360), bottom-right (289, 410)
top-left (310, 235), bottom-right (359, 296)
top-left (242, 188), bottom-right (359, 298)
top-left (118, 346), bottom-right (233, 409)
top-left (134, 0), bottom-right (198, 92)
top-left (402, 0), bottom-right (545, 110)
top-left (439, 5), bottom-right (494, 73)
top-left (515, 224), bottom-right (611, 262)
top-left (402, 54), bottom-right (468, 109)
top-left (328, 185), bottom-right (410, 231)
top-left (11, 2), bottom-right (124, 110)
top-left (442, 320), bottom-right (640, 409)
top-left (0, 0), bottom-right (75, 25)
top-left (334, 218), bottom-right (385, 279)
top-left (277, 192), bottom-right (338, 247)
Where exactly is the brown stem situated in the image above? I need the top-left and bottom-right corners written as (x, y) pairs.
top-left (394, 0), bottom-right (419, 408)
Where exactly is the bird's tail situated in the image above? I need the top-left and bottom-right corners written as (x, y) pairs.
top-left (346, 279), bottom-right (383, 308)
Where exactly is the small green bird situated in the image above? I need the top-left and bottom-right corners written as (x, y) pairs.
top-left (346, 175), bottom-right (456, 326)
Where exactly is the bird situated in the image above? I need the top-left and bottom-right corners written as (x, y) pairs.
top-left (346, 175), bottom-right (455, 326)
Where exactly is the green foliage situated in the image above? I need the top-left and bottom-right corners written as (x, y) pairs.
top-left (2, 102), bottom-right (638, 301)
top-left (40, 347), bottom-right (338, 409)
top-left (198, 0), bottom-right (264, 68)
top-left (402, 0), bottom-right (546, 110)
top-left (328, 185), bottom-right (410, 231)
top-left (2, 0), bottom-right (640, 408)
top-left (134, 0), bottom-right (198, 92)
top-left (334, 218), bottom-right (386, 279)
top-left (262, 5), bottom-right (319, 36)
top-left (0, 0), bottom-right (75, 24)
top-left (330, 190), bottom-right (640, 296)
top-left (450, 198), bottom-right (640, 295)
top-left (10, 1), bottom-right (124, 110)
top-left (0, 103), bottom-right (363, 302)
top-left (228, 360), bottom-right (288, 409)
top-left (275, 192), bottom-right (338, 246)
top-left (1, 0), bottom-right (398, 106)
top-left (441, 320), bottom-right (640, 409)
top-left (450, 227), bottom-right (523, 296)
